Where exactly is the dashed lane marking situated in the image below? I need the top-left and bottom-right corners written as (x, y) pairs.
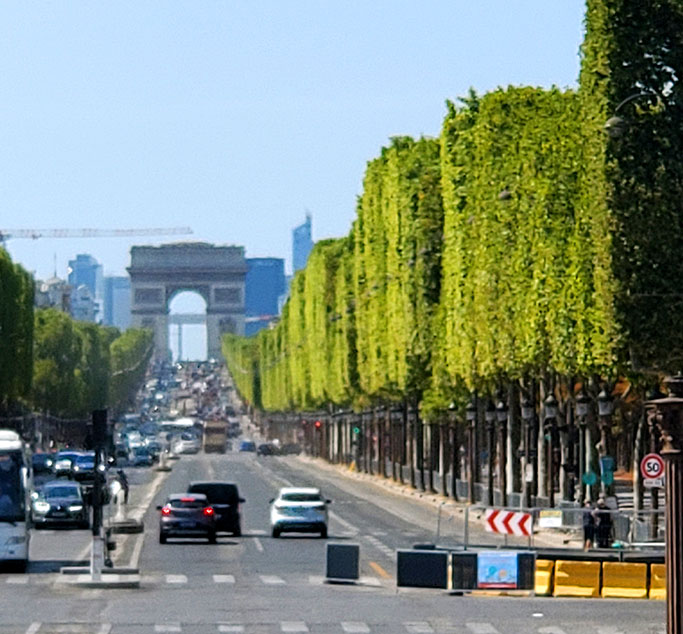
top-left (280, 622), bottom-right (309, 633)
top-left (24, 624), bottom-right (40, 634)
top-left (538, 628), bottom-right (568, 634)
top-left (218, 626), bottom-right (244, 633)
top-left (165, 574), bottom-right (188, 584)
top-left (97, 625), bottom-right (112, 634)
top-left (405, 623), bottom-right (434, 634)
top-left (6, 576), bottom-right (29, 584)
top-left (155, 624), bottom-right (182, 633)
top-left (253, 537), bottom-right (264, 552)
top-left (364, 535), bottom-right (394, 559)
top-left (213, 574), bottom-right (236, 583)
top-left (466, 625), bottom-right (500, 634)
top-left (342, 623), bottom-right (371, 633)
top-left (260, 574), bottom-right (286, 585)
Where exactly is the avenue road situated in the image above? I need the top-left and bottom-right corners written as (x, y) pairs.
top-left (0, 450), bottom-right (665, 633)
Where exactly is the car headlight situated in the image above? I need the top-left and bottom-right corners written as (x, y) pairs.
top-left (68, 504), bottom-right (83, 512)
top-left (98, 464), bottom-right (106, 472)
top-left (46, 459), bottom-right (53, 467)
top-left (73, 466), bottom-right (80, 471)
top-left (34, 501), bottom-right (50, 513)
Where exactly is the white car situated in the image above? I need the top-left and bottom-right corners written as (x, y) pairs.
top-left (269, 487), bottom-right (330, 538)
top-left (172, 436), bottom-right (201, 454)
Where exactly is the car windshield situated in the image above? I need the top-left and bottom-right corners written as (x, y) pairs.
top-left (75, 455), bottom-right (94, 465)
top-left (168, 498), bottom-right (205, 509)
top-left (280, 493), bottom-right (322, 503)
top-left (45, 487), bottom-right (80, 500)
top-left (189, 485), bottom-right (237, 504)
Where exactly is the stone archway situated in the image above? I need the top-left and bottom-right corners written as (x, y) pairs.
top-left (127, 243), bottom-right (246, 362)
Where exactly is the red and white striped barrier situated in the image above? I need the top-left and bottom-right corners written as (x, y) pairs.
top-left (484, 509), bottom-right (532, 537)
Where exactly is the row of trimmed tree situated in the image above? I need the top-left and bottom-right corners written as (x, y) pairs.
top-left (224, 0), bottom-right (683, 510)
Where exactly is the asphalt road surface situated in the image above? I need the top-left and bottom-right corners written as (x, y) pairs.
top-left (0, 451), bottom-right (666, 633)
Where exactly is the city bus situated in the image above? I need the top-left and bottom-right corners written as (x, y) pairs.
top-left (0, 430), bottom-right (32, 571)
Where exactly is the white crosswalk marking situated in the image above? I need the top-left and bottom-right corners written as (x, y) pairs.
top-left (24, 625), bottom-right (41, 634)
top-left (342, 623), bottom-right (370, 633)
top-left (97, 625), bottom-right (112, 634)
top-left (260, 574), bottom-right (286, 585)
top-left (405, 623), bottom-right (434, 634)
top-left (218, 626), bottom-right (244, 633)
top-left (165, 574), bottom-right (188, 584)
top-left (213, 574), bottom-right (236, 583)
top-left (155, 624), bottom-right (182, 633)
top-left (466, 624), bottom-right (500, 634)
top-left (6, 576), bottom-right (29, 584)
top-left (280, 622), bottom-right (308, 633)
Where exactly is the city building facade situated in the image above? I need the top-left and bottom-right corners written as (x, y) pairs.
top-left (292, 213), bottom-right (313, 273)
top-left (103, 275), bottom-right (132, 331)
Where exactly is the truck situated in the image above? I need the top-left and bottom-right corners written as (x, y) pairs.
top-left (203, 419), bottom-right (228, 453)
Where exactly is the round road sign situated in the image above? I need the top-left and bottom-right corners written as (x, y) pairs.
top-left (641, 453), bottom-right (664, 480)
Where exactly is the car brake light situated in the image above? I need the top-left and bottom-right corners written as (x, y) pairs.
top-left (180, 497), bottom-right (196, 503)
top-left (161, 507), bottom-right (171, 515)
top-left (203, 506), bottom-right (214, 516)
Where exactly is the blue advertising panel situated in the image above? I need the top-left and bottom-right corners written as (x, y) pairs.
top-left (477, 551), bottom-right (519, 589)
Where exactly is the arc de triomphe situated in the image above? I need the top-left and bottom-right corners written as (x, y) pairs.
top-left (128, 243), bottom-right (246, 361)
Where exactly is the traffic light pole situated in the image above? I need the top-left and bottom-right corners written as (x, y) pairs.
top-left (90, 409), bottom-right (108, 581)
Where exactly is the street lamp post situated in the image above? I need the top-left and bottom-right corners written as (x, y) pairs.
top-left (466, 397), bottom-right (477, 504)
top-left (575, 390), bottom-right (591, 502)
top-left (544, 393), bottom-right (559, 507)
top-left (485, 401), bottom-right (496, 506)
top-left (597, 388), bottom-right (614, 495)
top-left (646, 375), bottom-right (683, 634)
top-left (521, 395), bottom-right (535, 509)
top-left (448, 401), bottom-right (459, 501)
top-left (496, 397), bottom-right (508, 506)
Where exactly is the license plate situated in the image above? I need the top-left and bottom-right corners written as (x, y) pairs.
top-left (52, 512), bottom-right (66, 518)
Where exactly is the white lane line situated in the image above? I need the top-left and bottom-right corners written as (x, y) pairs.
top-left (466, 625), bottom-right (500, 634)
top-left (97, 624), bottom-right (113, 634)
top-left (24, 624), bottom-right (41, 634)
top-left (246, 529), bottom-right (267, 536)
top-left (165, 574), bottom-right (188, 584)
top-left (218, 626), bottom-right (244, 633)
top-left (131, 469), bottom-right (168, 522)
top-left (155, 625), bottom-right (182, 633)
top-left (405, 623), bottom-right (434, 633)
top-left (6, 576), bottom-right (29, 584)
top-left (360, 576), bottom-right (382, 587)
top-left (596, 629), bottom-right (625, 634)
top-left (342, 623), bottom-right (371, 633)
top-left (329, 510), bottom-right (360, 535)
top-left (308, 575), bottom-right (324, 585)
top-left (364, 535), bottom-right (394, 559)
top-left (260, 574), bottom-right (285, 585)
top-left (213, 574), bottom-right (236, 583)
top-left (253, 537), bottom-right (264, 552)
top-left (280, 622), bottom-right (308, 633)
top-left (538, 628), bottom-right (567, 634)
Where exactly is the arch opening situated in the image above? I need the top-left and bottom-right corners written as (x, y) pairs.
top-left (168, 290), bottom-right (207, 362)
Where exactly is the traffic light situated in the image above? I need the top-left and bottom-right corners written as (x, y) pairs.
top-left (314, 420), bottom-right (322, 429)
top-left (352, 425), bottom-right (361, 435)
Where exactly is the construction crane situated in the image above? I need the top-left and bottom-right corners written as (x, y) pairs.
top-left (0, 226), bottom-right (193, 246)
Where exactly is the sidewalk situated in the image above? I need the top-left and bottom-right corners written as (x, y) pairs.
top-left (294, 454), bottom-right (580, 550)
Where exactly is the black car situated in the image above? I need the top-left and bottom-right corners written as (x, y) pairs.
top-left (157, 493), bottom-right (217, 544)
top-left (32, 481), bottom-right (89, 529)
top-left (31, 452), bottom-right (55, 475)
top-left (257, 443), bottom-right (279, 456)
top-left (186, 481), bottom-right (244, 536)
top-left (71, 453), bottom-right (98, 482)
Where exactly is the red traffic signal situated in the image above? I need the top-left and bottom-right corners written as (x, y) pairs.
top-left (314, 420), bottom-right (322, 429)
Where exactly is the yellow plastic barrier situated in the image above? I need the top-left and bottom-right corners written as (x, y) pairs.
top-left (534, 559), bottom-right (554, 596)
top-left (553, 560), bottom-right (601, 598)
top-left (601, 562), bottom-right (648, 599)
top-left (650, 564), bottom-right (666, 600)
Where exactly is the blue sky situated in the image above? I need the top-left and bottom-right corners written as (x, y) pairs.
top-left (1, 1), bottom-right (585, 286)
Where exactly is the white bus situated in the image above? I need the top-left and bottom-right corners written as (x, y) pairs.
top-left (0, 430), bottom-right (31, 570)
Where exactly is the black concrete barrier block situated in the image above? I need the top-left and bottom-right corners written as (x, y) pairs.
top-left (326, 542), bottom-right (360, 580)
top-left (451, 552), bottom-right (478, 590)
top-left (517, 552), bottom-right (536, 590)
top-left (397, 549), bottom-right (449, 589)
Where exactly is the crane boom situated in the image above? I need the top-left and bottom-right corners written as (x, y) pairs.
top-left (0, 227), bottom-right (193, 244)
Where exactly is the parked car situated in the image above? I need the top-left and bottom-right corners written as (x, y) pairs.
top-left (32, 480), bottom-right (89, 529)
top-left (270, 487), bottom-right (330, 538)
top-left (257, 443), bottom-right (279, 456)
top-left (279, 443), bottom-right (302, 456)
top-left (157, 493), bottom-right (216, 543)
top-left (238, 440), bottom-right (256, 452)
top-left (53, 451), bottom-right (82, 478)
top-left (186, 481), bottom-right (244, 536)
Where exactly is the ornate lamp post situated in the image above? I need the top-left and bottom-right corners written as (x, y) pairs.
top-left (544, 393), bottom-right (559, 507)
top-left (646, 375), bottom-right (683, 634)
top-left (521, 395), bottom-right (535, 509)
top-left (496, 397), bottom-right (508, 506)
top-left (466, 396), bottom-right (477, 504)
top-left (575, 390), bottom-right (591, 502)
top-left (485, 400), bottom-right (497, 506)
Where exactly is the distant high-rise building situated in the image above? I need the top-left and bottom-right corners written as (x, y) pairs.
top-left (70, 284), bottom-right (98, 323)
top-left (68, 254), bottom-right (103, 321)
top-left (35, 276), bottom-right (71, 313)
top-left (245, 258), bottom-right (286, 336)
top-left (103, 276), bottom-right (132, 331)
top-left (292, 213), bottom-right (313, 272)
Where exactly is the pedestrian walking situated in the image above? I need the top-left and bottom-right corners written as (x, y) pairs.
top-left (116, 469), bottom-right (129, 504)
top-left (582, 500), bottom-right (595, 550)
top-left (594, 497), bottom-right (613, 548)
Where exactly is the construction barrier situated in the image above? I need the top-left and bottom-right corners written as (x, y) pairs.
top-left (534, 559), bottom-right (554, 596)
top-left (601, 562), bottom-right (648, 599)
top-left (649, 564), bottom-right (666, 600)
top-left (553, 560), bottom-right (601, 598)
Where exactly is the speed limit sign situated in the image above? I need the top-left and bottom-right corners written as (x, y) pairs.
top-left (641, 453), bottom-right (665, 480)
